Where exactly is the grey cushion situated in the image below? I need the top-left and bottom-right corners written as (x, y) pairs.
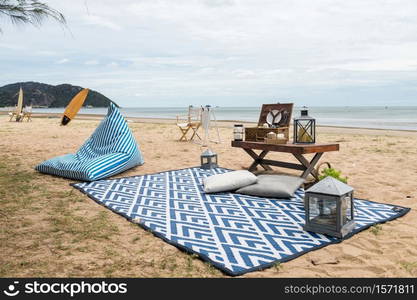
top-left (203, 170), bottom-right (258, 193)
top-left (235, 175), bottom-right (304, 198)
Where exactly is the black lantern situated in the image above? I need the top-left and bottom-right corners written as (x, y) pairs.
top-left (200, 149), bottom-right (218, 169)
top-left (233, 124), bottom-right (244, 141)
top-left (303, 177), bottom-right (355, 238)
top-left (293, 107), bottom-right (315, 144)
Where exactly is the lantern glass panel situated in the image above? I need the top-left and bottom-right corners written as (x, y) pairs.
top-left (202, 157), bottom-right (208, 164)
top-left (309, 196), bottom-right (337, 227)
top-left (212, 155), bottom-right (217, 164)
top-left (342, 194), bottom-right (353, 224)
top-left (308, 196), bottom-right (320, 220)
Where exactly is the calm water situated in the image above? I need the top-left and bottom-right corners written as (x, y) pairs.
top-left (26, 106), bottom-right (417, 131)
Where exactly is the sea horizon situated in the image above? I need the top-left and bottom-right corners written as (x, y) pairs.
top-left (6, 105), bottom-right (414, 131)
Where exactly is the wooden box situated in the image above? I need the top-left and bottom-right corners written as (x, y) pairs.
top-left (245, 103), bottom-right (293, 142)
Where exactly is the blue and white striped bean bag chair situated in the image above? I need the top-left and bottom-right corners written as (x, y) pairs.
top-left (35, 104), bottom-right (144, 181)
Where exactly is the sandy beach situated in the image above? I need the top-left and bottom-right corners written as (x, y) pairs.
top-left (0, 113), bottom-right (416, 278)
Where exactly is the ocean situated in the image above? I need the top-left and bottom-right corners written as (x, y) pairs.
top-left (27, 106), bottom-right (417, 131)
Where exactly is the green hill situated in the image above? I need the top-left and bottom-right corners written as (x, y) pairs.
top-left (0, 82), bottom-right (112, 107)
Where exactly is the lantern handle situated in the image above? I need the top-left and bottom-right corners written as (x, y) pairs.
top-left (316, 161), bottom-right (332, 177)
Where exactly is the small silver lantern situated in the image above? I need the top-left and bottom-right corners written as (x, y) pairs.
top-left (233, 124), bottom-right (244, 141)
top-left (200, 148), bottom-right (218, 169)
top-left (303, 177), bottom-right (355, 238)
top-left (293, 106), bottom-right (315, 144)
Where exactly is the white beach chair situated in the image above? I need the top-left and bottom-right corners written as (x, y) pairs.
top-left (176, 106), bottom-right (202, 142)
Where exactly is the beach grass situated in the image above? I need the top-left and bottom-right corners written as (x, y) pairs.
top-left (0, 152), bottom-right (224, 277)
top-left (400, 261), bottom-right (417, 275)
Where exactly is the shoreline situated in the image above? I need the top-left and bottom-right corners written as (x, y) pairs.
top-left (1, 111), bottom-right (417, 133)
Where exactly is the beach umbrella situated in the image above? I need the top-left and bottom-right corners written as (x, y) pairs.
top-left (61, 88), bottom-right (89, 125)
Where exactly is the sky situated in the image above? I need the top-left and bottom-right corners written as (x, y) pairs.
top-left (1, 0), bottom-right (417, 107)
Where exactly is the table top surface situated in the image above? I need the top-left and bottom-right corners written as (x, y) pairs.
top-left (231, 140), bottom-right (339, 154)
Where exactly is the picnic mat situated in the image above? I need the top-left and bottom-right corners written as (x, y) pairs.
top-left (71, 167), bottom-right (410, 276)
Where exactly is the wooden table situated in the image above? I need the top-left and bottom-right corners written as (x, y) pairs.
top-left (231, 141), bottom-right (339, 180)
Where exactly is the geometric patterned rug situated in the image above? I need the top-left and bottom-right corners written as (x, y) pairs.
top-left (71, 167), bottom-right (410, 276)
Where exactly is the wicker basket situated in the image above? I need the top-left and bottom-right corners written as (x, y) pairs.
top-left (244, 103), bottom-right (293, 142)
top-left (245, 127), bottom-right (289, 142)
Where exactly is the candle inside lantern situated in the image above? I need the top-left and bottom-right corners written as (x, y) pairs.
top-left (297, 127), bottom-right (313, 143)
top-left (233, 124), bottom-right (244, 141)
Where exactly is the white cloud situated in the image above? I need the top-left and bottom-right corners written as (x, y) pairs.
top-left (85, 60), bottom-right (99, 65)
top-left (56, 58), bottom-right (69, 64)
top-left (0, 43), bottom-right (22, 50)
top-left (107, 62), bottom-right (119, 67)
top-left (316, 59), bottom-right (417, 72)
top-left (83, 15), bottom-right (122, 31)
top-left (36, 50), bottom-right (58, 56)
top-left (1, 0), bottom-right (417, 106)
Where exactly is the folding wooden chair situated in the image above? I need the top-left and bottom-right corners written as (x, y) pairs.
top-left (8, 106), bottom-right (23, 122)
top-left (8, 106), bottom-right (17, 122)
top-left (176, 106), bottom-right (202, 142)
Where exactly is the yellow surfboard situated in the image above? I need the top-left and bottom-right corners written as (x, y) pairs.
top-left (61, 88), bottom-right (89, 125)
top-left (17, 87), bottom-right (24, 114)
top-left (13, 87), bottom-right (24, 122)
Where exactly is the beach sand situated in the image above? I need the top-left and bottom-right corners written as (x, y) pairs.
top-left (1, 113), bottom-right (416, 277)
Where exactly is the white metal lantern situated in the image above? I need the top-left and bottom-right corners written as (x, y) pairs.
top-left (200, 149), bottom-right (218, 169)
top-left (303, 177), bottom-right (355, 238)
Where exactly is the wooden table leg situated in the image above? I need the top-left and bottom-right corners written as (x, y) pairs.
top-left (257, 150), bottom-right (272, 171)
top-left (293, 152), bottom-right (323, 180)
top-left (243, 149), bottom-right (272, 172)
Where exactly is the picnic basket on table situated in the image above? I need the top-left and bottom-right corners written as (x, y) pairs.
top-left (245, 103), bottom-right (293, 142)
